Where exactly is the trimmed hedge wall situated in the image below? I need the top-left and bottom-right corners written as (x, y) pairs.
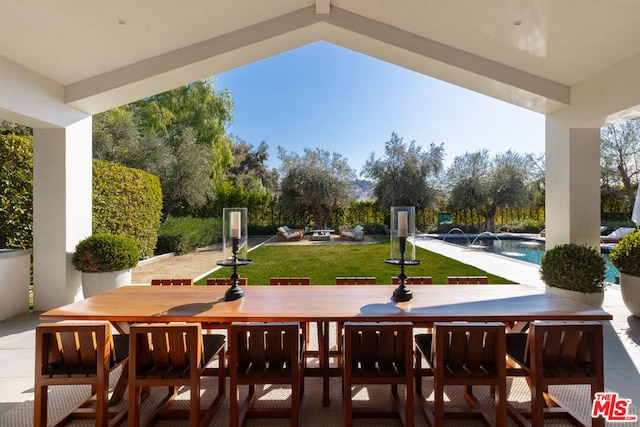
top-left (92, 160), bottom-right (162, 258)
top-left (156, 216), bottom-right (222, 255)
top-left (0, 133), bottom-right (33, 249)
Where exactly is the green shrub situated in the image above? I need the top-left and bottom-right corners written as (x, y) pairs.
top-left (501, 219), bottom-right (545, 233)
top-left (362, 222), bottom-right (387, 235)
top-left (248, 225), bottom-right (278, 236)
top-left (156, 216), bottom-right (222, 254)
top-left (0, 132), bottom-right (33, 249)
top-left (92, 160), bottom-right (162, 258)
top-left (540, 244), bottom-right (606, 293)
top-left (72, 234), bottom-right (139, 272)
top-left (609, 230), bottom-right (640, 276)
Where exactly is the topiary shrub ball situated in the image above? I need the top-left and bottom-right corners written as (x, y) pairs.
top-left (540, 243), bottom-right (605, 293)
top-left (72, 234), bottom-right (140, 273)
top-left (610, 230), bottom-right (640, 277)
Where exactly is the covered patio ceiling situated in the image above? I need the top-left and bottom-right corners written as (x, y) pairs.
top-left (2, 0), bottom-right (640, 128)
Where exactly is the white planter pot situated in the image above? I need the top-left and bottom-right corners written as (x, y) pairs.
top-left (0, 249), bottom-right (31, 321)
top-left (81, 270), bottom-right (131, 299)
top-left (619, 273), bottom-right (640, 318)
top-left (545, 285), bottom-right (605, 308)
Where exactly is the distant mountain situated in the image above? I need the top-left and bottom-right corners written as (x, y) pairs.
top-left (351, 179), bottom-right (374, 201)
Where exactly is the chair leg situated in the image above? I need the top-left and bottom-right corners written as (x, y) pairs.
top-left (34, 384), bottom-right (47, 427)
top-left (343, 381), bottom-right (353, 427)
top-left (434, 378), bottom-right (445, 426)
top-left (128, 385), bottom-right (141, 427)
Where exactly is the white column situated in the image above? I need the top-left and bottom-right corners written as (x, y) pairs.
top-left (32, 118), bottom-right (92, 311)
top-left (545, 117), bottom-right (601, 250)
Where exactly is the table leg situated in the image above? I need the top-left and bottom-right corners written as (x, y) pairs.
top-left (316, 321), bottom-right (330, 406)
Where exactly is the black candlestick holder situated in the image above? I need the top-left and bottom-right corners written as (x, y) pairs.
top-left (385, 236), bottom-right (420, 302)
top-left (216, 237), bottom-right (252, 301)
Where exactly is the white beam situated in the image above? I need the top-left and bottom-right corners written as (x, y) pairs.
top-left (0, 56), bottom-right (89, 128)
top-left (316, 0), bottom-right (330, 15)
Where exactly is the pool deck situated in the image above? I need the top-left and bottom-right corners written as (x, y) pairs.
top-left (416, 236), bottom-right (640, 406)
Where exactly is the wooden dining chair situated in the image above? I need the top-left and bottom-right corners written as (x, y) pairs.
top-left (150, 278), bottom-right (193, 286)
top-left (268, 277), bottom-right (312, 346)
top-left (343, 322), bottom-right (414, 427)
top-left (335, 276), bottom-right (376, 285)
top-left (205, 277), bottom-right (247, 286)
top-left (127, 322), bottom-right (226, 427)
top-left (269, 277), bottom-right (310, 286)
top-left (446, 275), bottom-right (489, 284)
top-left (392, 276), bottom-right (433, 284)
top-left (415, 321), bottom-right (507, 427)
top-left (229, 322), bottom-right (305, 427)
top-left (34, 321), bottom-right (128, 427)
top-left (505, 320), bottom-right (605, 427)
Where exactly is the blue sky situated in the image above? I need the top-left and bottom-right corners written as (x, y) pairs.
top-left (215, 41), bottom-right (544, 177)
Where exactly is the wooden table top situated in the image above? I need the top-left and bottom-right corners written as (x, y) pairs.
top-left (40, 284), bottom-right (612, 324)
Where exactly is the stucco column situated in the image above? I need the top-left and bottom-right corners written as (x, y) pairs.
top-left (545, 117), bottom-right (601, 250)
top-left (32, 118), bottom-right (92, 311)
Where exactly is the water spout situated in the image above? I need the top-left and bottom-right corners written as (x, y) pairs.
top-left (469, 232), bottom-right (501, 249)
top-left (442, 228), bottom-right (471, 245)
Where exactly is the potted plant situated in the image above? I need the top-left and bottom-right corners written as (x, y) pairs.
top-left (72, 234), bottom-right (140, 298)
top-left (609, 230), bottom-right (640, 317)
top-left (540, 243), bottom-right (606, 307)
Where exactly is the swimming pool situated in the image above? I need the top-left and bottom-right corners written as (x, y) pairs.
top-left (430, 234), bottom-right (619, 283)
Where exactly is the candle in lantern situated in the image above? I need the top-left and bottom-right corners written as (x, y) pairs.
top-left (398, 211), bottom-right (408, 237)
top-left (230, 211), bottom-right (241, 239)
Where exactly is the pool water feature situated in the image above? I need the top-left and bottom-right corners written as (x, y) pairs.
top-left (434, 235), bottom-right (619, 283)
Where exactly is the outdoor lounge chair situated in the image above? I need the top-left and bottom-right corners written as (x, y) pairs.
top-left (601, 226), bottom-right (636, 243)
top-left (276, 226), bottom-right (304, 241)
top-left (338, 225), bottom-right (365, 241)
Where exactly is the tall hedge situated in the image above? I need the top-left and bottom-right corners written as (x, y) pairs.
top-left (0, 133), bottom-right (33, 248)
top-left (92, 160), bottom-right (162, 258)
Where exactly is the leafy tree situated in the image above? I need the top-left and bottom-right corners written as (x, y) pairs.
top-left (362, 132), bottom-right (444, 213)
top-left (277, 147), bottom-right (355, 229)
top-left (128, 78), bottom-right (234, 183)
top-left (601, 119), bottom-right (640, 207)
top-left (93, 78), bottom-right (234, 221)
top-left (446, 150), bottom-right (532, 231)
top-left (227, 136), bottom-right (278, 196)
top-left (0, 127), bottom-right (33, 248)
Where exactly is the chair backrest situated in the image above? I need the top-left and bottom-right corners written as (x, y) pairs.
top-left (344, 322), bottom-right (413, 377)
top-left (446, 276), bottom-right (488, 284)
top-left (527, 320), bottom-right (603, 380)
top-left (151, 278), bottom-right (193, 286)
top-left (206, 277), bottom-right (247, 286)
top-left (432, 321), bottom-right (506, 380)
top-left (336, 276), bottom-right (376, 285)
top-left (36, 321), bottom-right (113, 379)
top-left (129, 323), bottom-right (202, 379)
top-left (269, 277), bottom-right (310, 286)
top-left (229, 322), bottom-right (302, 377)
top-left (391, 276), bottom-right (433, 285)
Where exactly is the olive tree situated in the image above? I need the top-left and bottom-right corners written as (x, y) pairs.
top-left (277, 147), bottom-right (355, 229)
top-left (601, 118), bottom-right (640, 207)
top-left (362, 132), bottom-right (444, 213)
top-left (446, 149), bottom-right (532, 231)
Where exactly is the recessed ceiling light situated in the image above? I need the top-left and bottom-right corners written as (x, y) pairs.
top-left (513, 19), bottom-right (524, 27)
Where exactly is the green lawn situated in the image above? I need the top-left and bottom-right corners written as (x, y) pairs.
top-left (198, 238), bottom-right (514, 285)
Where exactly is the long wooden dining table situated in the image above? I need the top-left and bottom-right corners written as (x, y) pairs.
top-left (40, 284), bottom-right (612, 407)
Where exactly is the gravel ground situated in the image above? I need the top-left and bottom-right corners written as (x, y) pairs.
top-left (131, 236), bottom-right (271, 284)
top-left (131, 234), bottom-right (377, 284)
